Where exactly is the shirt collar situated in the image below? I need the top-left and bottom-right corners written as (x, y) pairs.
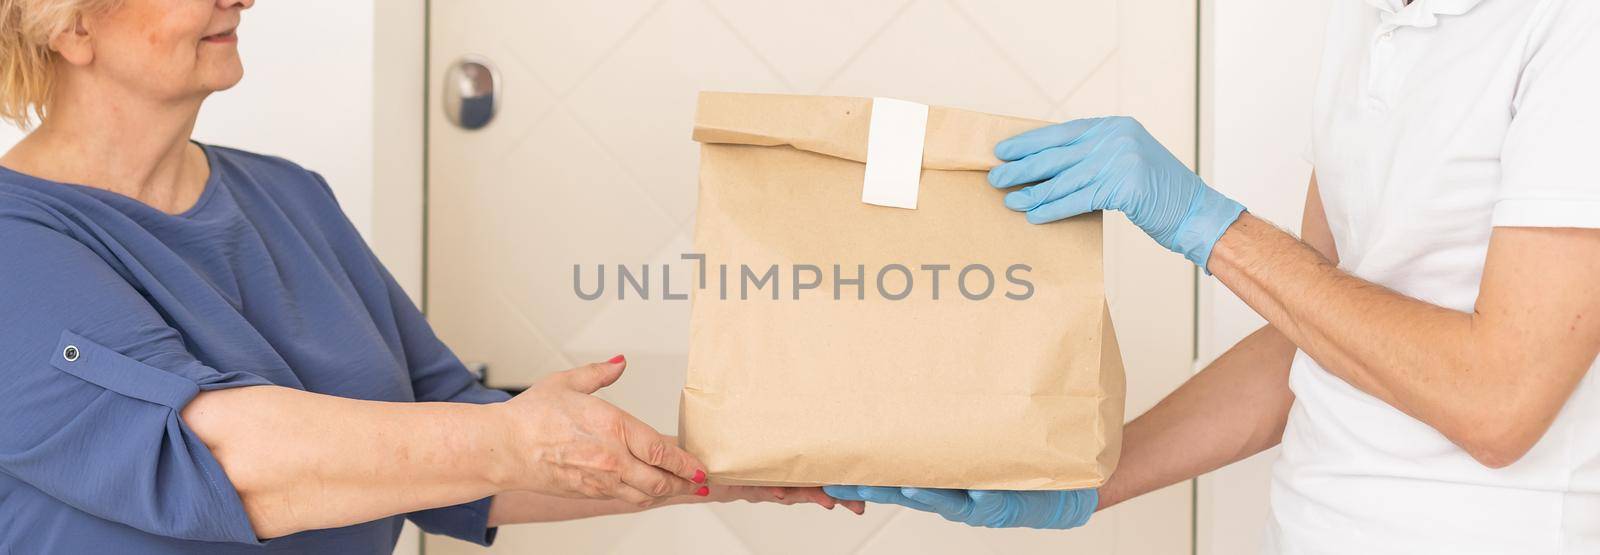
top-left (1364, 0), bottom-right (1486, 30)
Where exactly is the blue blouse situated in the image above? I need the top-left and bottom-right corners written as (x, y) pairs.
top-left (0, 144), bottom-right (509, 553)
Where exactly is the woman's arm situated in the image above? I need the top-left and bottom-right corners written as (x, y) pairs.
top-left (1209, 214), bottom-right (1600, 468)
top-left (183, 387), bottom-right (504, 538)
top-left (0, 197), bottom-right (707, 544)
top-left (1098, 176), bottom-right (1329, 508)
top-left (184, 358), bottom-right (708, 539)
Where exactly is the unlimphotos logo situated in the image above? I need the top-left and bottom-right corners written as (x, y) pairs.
top-left (574, 253), bottom-right (1035, 302)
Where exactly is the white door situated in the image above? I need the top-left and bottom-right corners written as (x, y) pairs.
top-left (424, 1), bottom-right (1197, 553)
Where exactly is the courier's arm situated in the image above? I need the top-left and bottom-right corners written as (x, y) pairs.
top-left (1209, 208), bottom-right (1600, 468)
top-left (1096, 177), bottom-right (1333, 509)
top-left (1202, 3), bottom-right (1600, 468)
top-left (830, 178), bottom-right (1332, 520)
top-left (1097, 325), bottom-right (1294, 509)
top-left (997, 115), bottom-right (1600, 469)
top-left (832, 321), bottom-right (1301, 522)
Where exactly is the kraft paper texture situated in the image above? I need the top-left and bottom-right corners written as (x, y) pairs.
top-left (680, 92), bottom-right (1124, 490)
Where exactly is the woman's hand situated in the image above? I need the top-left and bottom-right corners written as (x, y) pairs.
top-left (489, 356), bottom-right (708, 506)
top-left (988, 116), bottom-right (1246, 269)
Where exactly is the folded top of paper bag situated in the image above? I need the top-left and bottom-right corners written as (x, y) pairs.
top-left (692, 91), bottom-right (1048, 172)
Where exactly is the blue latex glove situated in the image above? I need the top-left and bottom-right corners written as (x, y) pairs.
top-left (988, 116), bottom-right (1246, 270)
top-left (823, 485), bottom-right (1097, 530)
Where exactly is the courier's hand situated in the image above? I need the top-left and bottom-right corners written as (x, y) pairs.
top-left (823, 486), bottom-right (1095, 529)
top-left (988, 116), bottom-right (1245, 269)
top-left (491, 356), bottom-right (708, 507)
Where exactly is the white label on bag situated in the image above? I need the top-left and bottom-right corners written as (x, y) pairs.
top-left (861, 97), bottom-right (929, 210)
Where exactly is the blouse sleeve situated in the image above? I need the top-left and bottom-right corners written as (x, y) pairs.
top-left (376, 258), bottom-right (510, 546)
top-left (0, 215), bottom-right (272, 544)
top-left (306, 167), bottom-right (510, 545)
top-left (378, 259), bottom-right (511, 406)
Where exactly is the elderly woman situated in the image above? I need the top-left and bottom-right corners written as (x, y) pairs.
top-left (0, 0), bottom-right (856, 552)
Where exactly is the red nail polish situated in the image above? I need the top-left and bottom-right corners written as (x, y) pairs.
top-left (695, 486), bottom-right (709, 497)
top-left (607, 354), bottom-right (625, 364)
top-left (692, 469), bottom-right (706, 484)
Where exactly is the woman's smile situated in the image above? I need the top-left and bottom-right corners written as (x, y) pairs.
top-left (201, 27), bottom-right (236, 44)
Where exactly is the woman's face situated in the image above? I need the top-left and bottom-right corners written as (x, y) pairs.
top-left (75, 0), bottom-right (254, 101)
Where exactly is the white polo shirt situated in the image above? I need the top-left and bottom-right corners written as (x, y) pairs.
top-left (1267, 0), bottom-right (1600, 553)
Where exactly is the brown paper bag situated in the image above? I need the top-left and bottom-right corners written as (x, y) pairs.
top-left (679, 92), bottom-right (1123, 490)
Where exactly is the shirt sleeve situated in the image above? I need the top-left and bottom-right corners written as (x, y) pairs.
top-left (1493, 0), bottom-right (1600, 228)
top-left (0, 215), bottom-right (272, 544)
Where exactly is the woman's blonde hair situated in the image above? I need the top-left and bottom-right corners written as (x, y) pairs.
top-left (0, 0), bottom-right (120, 129)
